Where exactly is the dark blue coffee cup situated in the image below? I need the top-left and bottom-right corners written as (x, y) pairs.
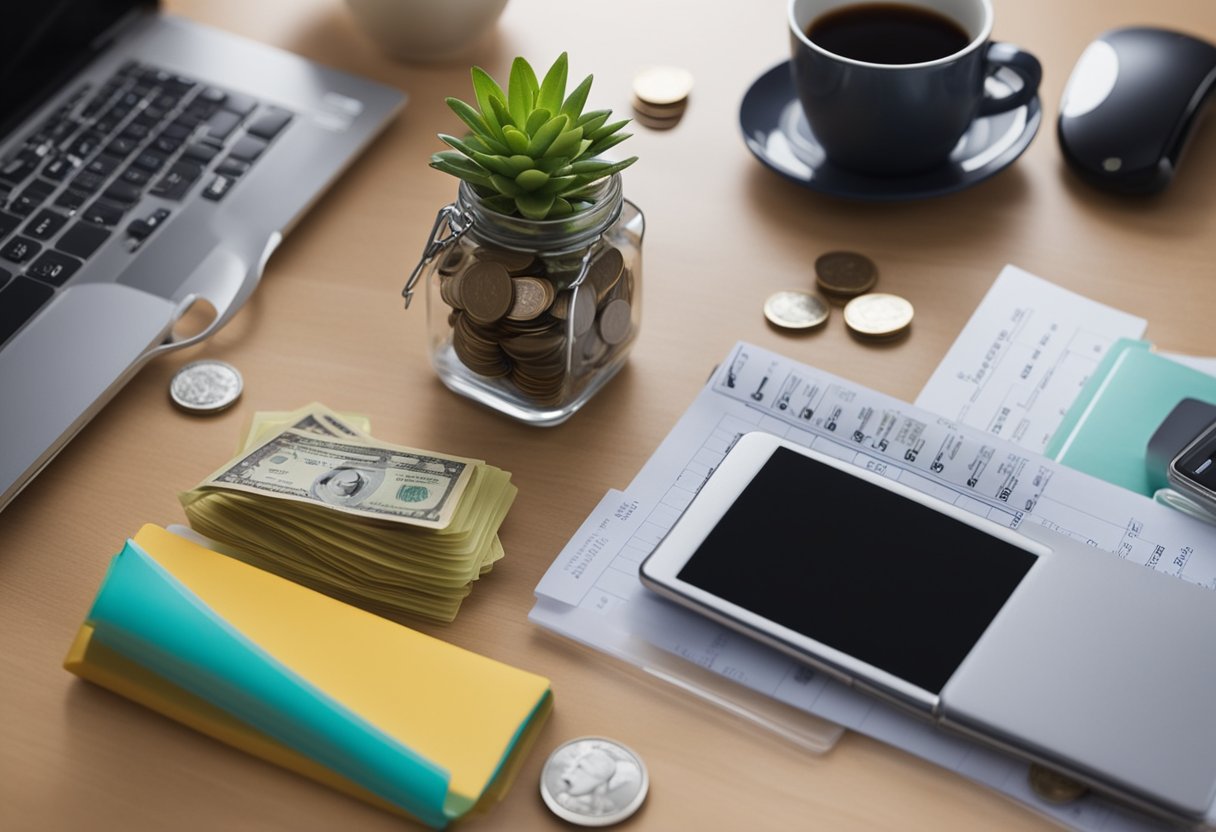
top-left (789, 0), bottom-right (1041, 175)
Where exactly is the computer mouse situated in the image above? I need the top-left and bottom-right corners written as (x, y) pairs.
top-left (1058, 26), bottom-right (1216, 193)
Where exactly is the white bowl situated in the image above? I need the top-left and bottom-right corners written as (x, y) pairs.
top-left (346, 0), bottom-right (510, 63)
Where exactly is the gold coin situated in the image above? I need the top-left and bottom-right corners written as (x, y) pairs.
top-left (1027, 764), bottom-right (1089, 805)
top-left (597, 298), bottom-right (632, 345)
top-left (633, 66), bottom-right (694, 106)
top-left (588, 246), bottom-right (625, 301)
top-left (631, 95), bottom-right (687, 120)
top-left (842, 292), bottom-right (913, 337)
top-left (763, 290), bottom-right (829, 330)
top-left (506, 276), bottom-right (556, 321)
top-left (815, 251), bottom-right (878, 298)
top-left (632, 109), bottom-right (683, 131)
top-left (461, 260), bottom-right (513, 324)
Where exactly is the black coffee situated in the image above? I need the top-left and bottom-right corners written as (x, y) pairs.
top-left (807, 3), bottom-right (971, 65)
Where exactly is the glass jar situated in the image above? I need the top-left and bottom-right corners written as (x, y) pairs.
top-left (404, 174), bottom-right (644, 426)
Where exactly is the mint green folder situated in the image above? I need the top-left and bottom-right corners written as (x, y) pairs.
top-left (1045, 339), bottom-right (1216, 496)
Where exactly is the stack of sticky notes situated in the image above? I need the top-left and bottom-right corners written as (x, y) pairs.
top-left (64, 525), bottom-right (552, 828)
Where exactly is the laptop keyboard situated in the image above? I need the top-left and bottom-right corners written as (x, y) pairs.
top-left (0, 61), bottom-right (294, 347)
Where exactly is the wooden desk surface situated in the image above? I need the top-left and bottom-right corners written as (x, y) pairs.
top-left (3, 1), bottom-right (1214, 829)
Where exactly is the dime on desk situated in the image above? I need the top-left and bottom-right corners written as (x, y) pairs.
top-left (632, 66), bottom-right (693, 130)
top-left (815, 250), bottom-right (878, 299)
top-left (842, 292), bottom-right (913, 338)
top-left (169, 359), bottom-right (243, 414)
top-left (540, 737), bottom-right (649, 827)
top-left (763, 289), bottom-right (829, 330)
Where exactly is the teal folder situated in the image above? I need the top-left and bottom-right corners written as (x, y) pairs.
top-left (1045, 339), bottom-right (1216, 496)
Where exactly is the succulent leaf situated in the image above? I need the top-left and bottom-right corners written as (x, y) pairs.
top-left (524, 108), bottom-right (551, 136)
top-left (561, 75), bottom-right (593, 120)
top-left (508, 57), bottom-right (539, 125)
top-left (536, 52), bottom-right (568, 114)
top-left (434, 54), bottom-right (636, 219)
top-left (503, 126), bottom-right (530, 155)
top-left (515, 168), bottom-right (550, 192)
top-left (516, 191), bottom-right (556, 220)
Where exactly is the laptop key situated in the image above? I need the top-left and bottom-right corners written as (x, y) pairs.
top-left (120, 167), bottom-right (151, 187)
top-left (70, 171), bottom-right (107, 193)
top-left (223, 93), bottom-right (258, 116)
top-left (131, 151), bottom-right (167, 173)
top-left (182, 143), bottom-right (219, 164)
top-left (151, 161), bottom-right (202, 200)
top-left (26, 250), bottom-right (82, 287)
top-left (216, 157), bottom-right (249, 177)
top-left (201, 174), bottom-right (236, 201)
top-left (82, 200), bottom-right (125, 226)
top-left (23, 209), bottom-right (68, 240)
top-left (0, 266), bottom-right (10, 289)
top-left (247, 108), bottom-right (293, 140)
top-left (102, 181), bottom-right (142, 205)
top-left (0, 155), bottom-right (37, 186)
top-left (106, 136), bottom-right (139, 158)
top-left (228, 135), bottom-right (268, 163)
top-left (85, 154), bottom-right (123, 177)
top-left (0, 275), bottom-right (54, 345)
top-left (68, 132), bottom-right (104, 159)
top-left (1, 236), bottom-right (42, 264)
top-left (125, 207), bottom-right (171, 243)
top-left (0, 211), bottom-right (21, 237)
top-left (56, 223), bottom-right (111, 259)
top-left (202, 110), bottom-right (242, 143)
top-left (53, 189), bottom-right (88, 212)
top-left (8, 182), bottom-right (53, 217)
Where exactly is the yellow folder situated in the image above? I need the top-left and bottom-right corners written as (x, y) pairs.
top-left (64, 524), bottom-right (552, 828)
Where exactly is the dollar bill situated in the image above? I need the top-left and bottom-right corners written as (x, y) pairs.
top-left (241, 403), bottom-right (372, 453)
top-left (199, 429), bottom-right (475, 529)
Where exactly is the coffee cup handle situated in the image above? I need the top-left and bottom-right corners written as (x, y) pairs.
top-left (978, 42), bottom-right (1042, 116)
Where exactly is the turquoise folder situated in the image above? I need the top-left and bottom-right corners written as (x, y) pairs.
top-left (65, 526), bottom-right (552, 828)
top-left (1046, 339), bottom-right (1216, 496)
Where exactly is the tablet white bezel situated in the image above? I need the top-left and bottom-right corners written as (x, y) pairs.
top-left (639, 431), bottom-right (1051, 715)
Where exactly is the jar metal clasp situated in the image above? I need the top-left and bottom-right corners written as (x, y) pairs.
top-left (402, 204), bottom-right (473, 309)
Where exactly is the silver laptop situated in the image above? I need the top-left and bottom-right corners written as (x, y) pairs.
top-left (0, 1), bottom-right (404, 511)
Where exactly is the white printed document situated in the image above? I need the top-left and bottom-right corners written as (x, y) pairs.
top-left (532, 339), bottom-right (1216, 832)
top-left (916, 266), bottom-right (1147, 453)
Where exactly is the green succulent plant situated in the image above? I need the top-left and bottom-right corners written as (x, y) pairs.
top-left (430, 53), bottom-right (637, 221)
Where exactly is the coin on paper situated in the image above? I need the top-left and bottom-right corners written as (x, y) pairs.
top-left (815, 251), bottom-right (878, 298)
top-left (632, 66), bottom-right (694, 106)
top-left (763, 290), bottom-right (829, 330)
top-left (1028, 764), bottom-right (1089, 805)
top-left (540, 737), bottom-right (649, 827)
top-left (842, 292), bottom-right (913, 337)
top-left (170, 360), bottom-right (243, 413)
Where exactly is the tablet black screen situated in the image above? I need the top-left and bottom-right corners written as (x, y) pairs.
top-left (676, 446), bottom-right (1038, 694)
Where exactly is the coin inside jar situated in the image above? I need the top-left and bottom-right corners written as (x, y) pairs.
top-left (842, 292), bottom-right (914, 338)
top-left (506, 276), bottom-right (555, 321)
top-left (540, 737), bottom-right (649, 827)
top-left (815, 251), bottom-right (878, 299)
top-left (169, 359), bottom-right (243, 413)
top-left (460, 260), bottom-right (514, 324)
top-left (763, 290), bottom-right (829, 330)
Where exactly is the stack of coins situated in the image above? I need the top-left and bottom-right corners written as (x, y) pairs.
top-left (441, 241), bottom-right (635, 407)
top-left (632, 66), bottom-right (694, 130)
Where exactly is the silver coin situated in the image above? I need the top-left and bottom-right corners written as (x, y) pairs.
top-left (539, 737), bottom-right (649, 827)
top-left (169, 359), bottom-right (243, 413)
top-left (763, 290), bottom-right (829, 330)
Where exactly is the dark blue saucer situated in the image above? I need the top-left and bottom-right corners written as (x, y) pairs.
top-left (739, 61), bottom-right (1042, 201)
